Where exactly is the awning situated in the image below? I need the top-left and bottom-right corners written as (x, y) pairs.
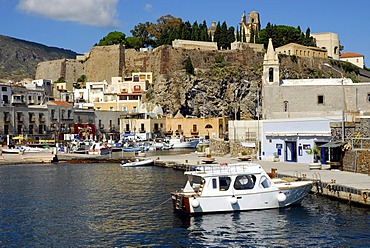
top-left (320, 142), bottom-right (343, 148)
top-left (12, 136), bottom-right (25, 140)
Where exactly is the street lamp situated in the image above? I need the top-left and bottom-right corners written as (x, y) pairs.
top-left (191, 88), bottom-right (205, 118)
top-left (324, 63), bottom-right (345, 142)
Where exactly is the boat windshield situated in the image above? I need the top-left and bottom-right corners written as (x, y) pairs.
top-left (234, 175), bottom-right (256, 190)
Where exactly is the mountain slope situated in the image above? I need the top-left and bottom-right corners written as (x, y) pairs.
top-left (0, 34), bottom-right (77, 82)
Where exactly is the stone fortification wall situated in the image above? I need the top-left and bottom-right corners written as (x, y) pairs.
top-left (85, 45), bottom-right (125, 82)
top-left (35, 59), bottom-right (84, 83)
top-left (124, 49), bottom-right (152, 74)
top-left (65, 59), bottom-right (84, 83)
top-left (36, 59), bottom-right (64, 82)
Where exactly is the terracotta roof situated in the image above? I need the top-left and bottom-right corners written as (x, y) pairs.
top-left (340, 52), bottom-right (364, 58)
top-left (49, 100), bottom-right (72, 106)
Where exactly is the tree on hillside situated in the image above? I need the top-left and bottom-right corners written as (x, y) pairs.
top-left (125, 37), bottom-right (142, 50)
top-left (199, 20), bottom-right (210, 41)
top-left (256, 23), bottom-right (316, 48)
top-left (191, 21), bottom-right (200, 41)
top-left (183, 57), bottom-right (194, 75)
top-left (181, 21), bottom-right (192, 40)
top-left (147, 15), bottom-right (182, 47)
top-left (130, 22), bottom-right (154, 47)
top-left (96, 31), bottom-right (126, 46)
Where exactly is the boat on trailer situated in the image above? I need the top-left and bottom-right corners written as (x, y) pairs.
top-left (171, 162), bottom-right (314, 215)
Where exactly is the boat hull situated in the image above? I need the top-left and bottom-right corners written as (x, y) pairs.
top-left (171, 181), bottom-right (313, 215)
top-left (120, 159), bottom-right (154, 167)
top-left (169, 139), bottom-right (199, 149)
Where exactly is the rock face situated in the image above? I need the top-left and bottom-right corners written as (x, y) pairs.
top-left (0, 35), bottom-right (77, 81)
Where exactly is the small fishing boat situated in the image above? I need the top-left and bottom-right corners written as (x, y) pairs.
top-left (120, 159), bottom-right (154, 167)
top-left (168, 137), bottom-right (199, 149)
top-left (171, 162), bottom-right (314, 215)
top-left (88, 142), bottom-right (112, 155)
top-left (2, 147), bottom-right (24, 154)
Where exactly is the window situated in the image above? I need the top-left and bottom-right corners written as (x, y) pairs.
top-left (284, 101), bottom-right (289, 112)
top-left (260, 176), bottom-right (271, 188)
top-left (269, 68), bottom-right (274, 82)
top-left (2, 87), bottom-right (7, 91)
top-left (192, 124), bottom-right (197, 132)
top-left (367, 93), bottom-right (370, 102)
top-left (234, 175), bottom-right (256, 190)
top-left (219, 177), bottom-right (231, 191)
top-left (317, 95), bottom-right (324, 104)
top-left (212, 178), bottom-right (217, 189)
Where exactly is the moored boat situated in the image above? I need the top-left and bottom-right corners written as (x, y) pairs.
top-left (171, 162), bottom-right (314, 215)
top-left (88, 142), bottom-right (112, 155)
top-left (120, 159), bottom-right (154, 167)
top-left (168, 137), bottom-right (199, 149)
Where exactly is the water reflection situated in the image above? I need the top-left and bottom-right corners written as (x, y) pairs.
top-left (178, 195), bottom-right (370, 247)
top-left (0, 163), bottom-right (369, 247)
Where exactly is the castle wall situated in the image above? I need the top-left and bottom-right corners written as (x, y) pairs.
top-left (36, 59), bottom-right (65, 82)
top-left (85, 45), bottom-right (125, 82)
top-left (35, 59), bottom-right (84, 83)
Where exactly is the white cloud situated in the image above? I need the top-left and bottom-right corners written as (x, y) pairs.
top-left (17, 0), bottom-right (120, 27)
top-left (144, 3), bottom-right (152, 12)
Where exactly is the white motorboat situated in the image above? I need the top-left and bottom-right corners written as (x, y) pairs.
top-left (21, 146), bottom-right (52, 153)
top-left (2, 147), bottom-right (23, 154)
top-left (168, 137), bottom-right (199, 149)
top-left (88, 142), bottom-right (112, 155)
top-left (171, 162), bottom-right (314, 215)
top-left (120, 159), bottom-right (154, 167)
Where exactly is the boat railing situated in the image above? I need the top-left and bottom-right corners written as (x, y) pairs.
top-left (193, 162), bottom-right (262, 174)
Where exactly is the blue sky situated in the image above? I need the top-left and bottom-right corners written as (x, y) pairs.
top-left (0, 0), bottom-right (369, 66)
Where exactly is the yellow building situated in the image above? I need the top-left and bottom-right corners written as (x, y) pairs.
top-left (165, 113), bottom-right (228, 139)
top-left (276, 43), bottom-right (327, 59)
top-left (120, 113), bottom-right (166, 140)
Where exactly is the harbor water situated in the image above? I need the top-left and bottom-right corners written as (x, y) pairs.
top-left (0, 162), bottom-right (369, 247)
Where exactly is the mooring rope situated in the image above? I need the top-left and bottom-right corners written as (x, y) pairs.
top-left (147, 197), bottom-right (172, 213)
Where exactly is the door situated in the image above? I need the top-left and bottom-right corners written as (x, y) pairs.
top-left (285, 141), bottom-right (297, 162)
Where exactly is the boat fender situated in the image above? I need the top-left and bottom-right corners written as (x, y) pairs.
top-left (191, 197), bottom-right (200, 208)
top-left (229, 196), bottom-right (238, 205)
top-left (277, 192), bottom-right (287, 202)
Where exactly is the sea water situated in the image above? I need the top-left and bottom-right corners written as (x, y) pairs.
top-left (0, 163), bottom-right (369, 247)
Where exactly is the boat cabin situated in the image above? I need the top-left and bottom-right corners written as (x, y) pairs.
top-left (183, 163), bottom-right (277, 197)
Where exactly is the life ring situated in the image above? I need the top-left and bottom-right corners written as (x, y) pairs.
top-left (220, 162), bottom-right (228, 166)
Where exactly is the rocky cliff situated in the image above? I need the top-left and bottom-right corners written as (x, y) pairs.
top-left (0, 34), bottom-right (77, 82)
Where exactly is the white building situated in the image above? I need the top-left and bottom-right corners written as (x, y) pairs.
top-left (340, 52), bottom-right (365, 69)
top-left (261, 118), bottom-right (336, 163)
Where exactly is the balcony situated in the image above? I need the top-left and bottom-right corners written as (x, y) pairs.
top-left (40, 117), bottom-right (45, 123)
top-left (191, 130), bottom-right (199, 135)
top-left (164, 130), bottom-right (173, 135)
